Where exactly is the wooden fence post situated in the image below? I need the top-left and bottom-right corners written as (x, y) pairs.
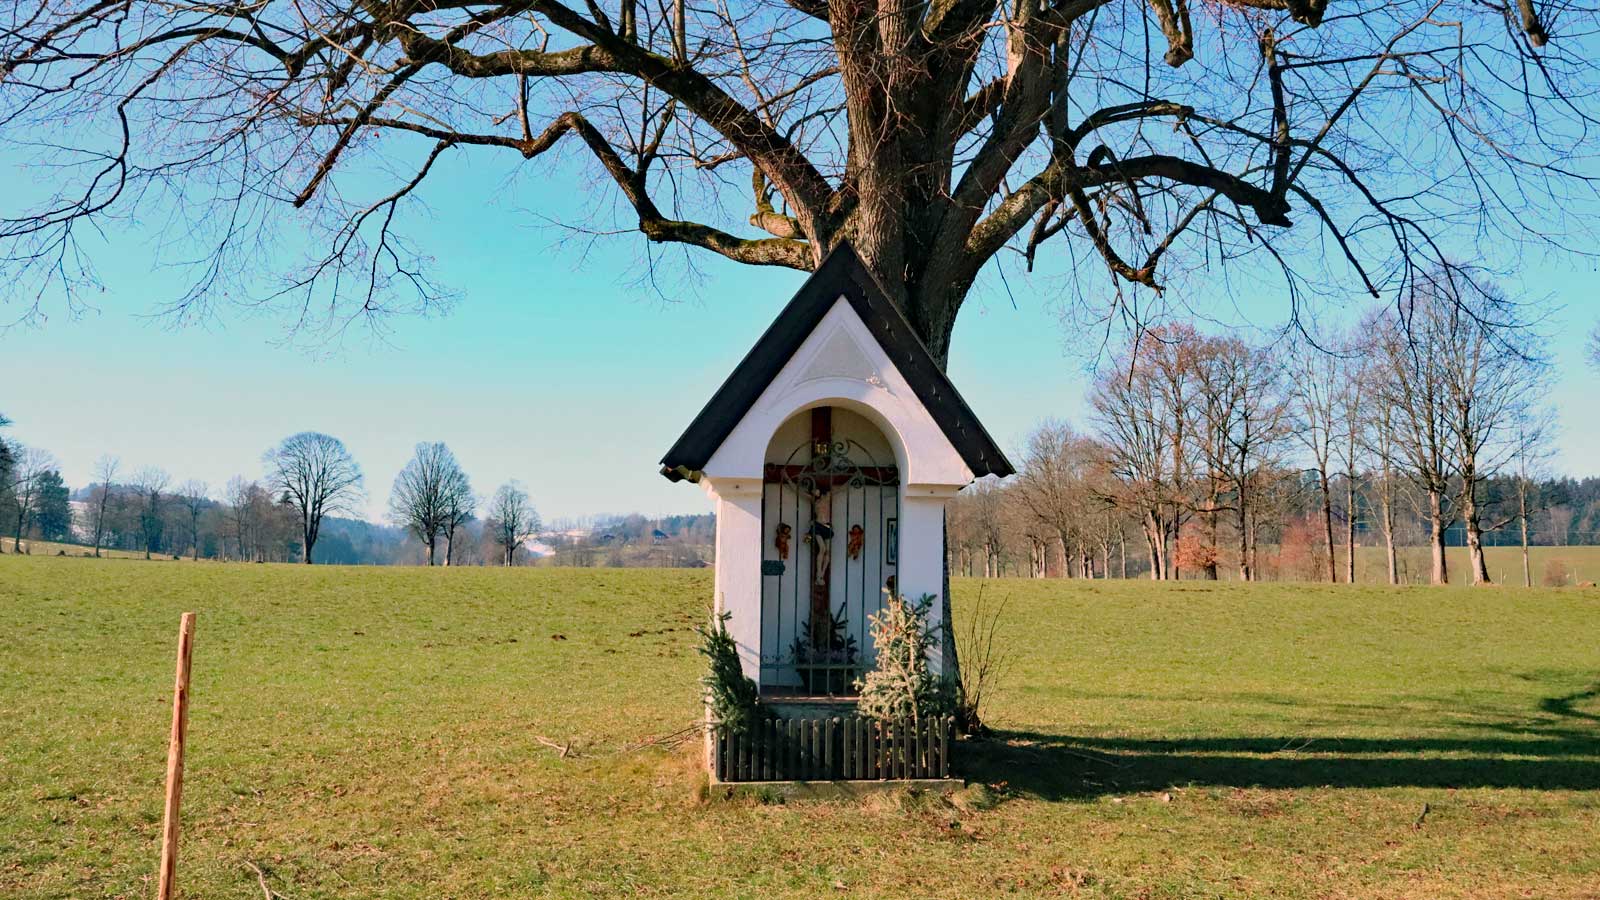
top-left (157, 612), bottom-right (196, 900)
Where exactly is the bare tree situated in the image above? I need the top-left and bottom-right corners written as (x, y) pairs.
top-left (1013, 421), bottom-right (1096, 578)
top-left (8, 446), bottom-right (56, 552)
top-left (1092, 337), bottom-right (1178, 581)
top-left (441, 476), bottom-right (475, 567)
top-left (1333, 341), bottom-right (1367, 584)
top-left (1287, 339), bottom-right (1340, 583)
top-left (1512, 413), bottom-right (1556, 588)
top-left (1193, 336), bottom-right (1288, 582)
top-left (1361, 376), bottom-right (1402, 586)
top-left (387, 442), bottom-right (473, 565)
top-left (1428, 277), bottom-right (1552, 585)
top-left (1373, 298), bottom-right (1456, 585)
top-left (389, 442), bottom-right (463, 565)
top-left (224, 476), bottom-right (259, 562)
top-left (488, 482), bottom-right (541, 566)
top-left (0, 0), bottom-right (1588, 366)
top-left (88, 455), bottom-right (120, 558)
top-left (964, 479), bottom-right (1010, 578)
top-left (266, 432), bottom-right (364, 564)
top-left (175, 481), bottom-right (209, 561)
top-left (130, 467), bottom-right (170, 560)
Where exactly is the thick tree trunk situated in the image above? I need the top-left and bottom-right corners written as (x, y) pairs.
top-left (1236, 497), bottom-right (1251, 582)
top-left (1143, 512), bottom-right (1161, 580)
top-left (1463, 484), bottom-right (1491, 585)
top-left (1203, 490), bottom-right (1219, 581)
top-left (1381, 486), bottom-right (1398, 586)
top-left (1427, 489), bottom-right (1449, 585)
top-left (1344, 477), bottom-right (1356, 584)
top-left (1319, 470), bottom-right (1336, 583)
top-left (1519, 482), bottom-right (1531, 588)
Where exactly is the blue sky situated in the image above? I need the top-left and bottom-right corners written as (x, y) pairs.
top-left (2, 149), bottom-right (1597, 524)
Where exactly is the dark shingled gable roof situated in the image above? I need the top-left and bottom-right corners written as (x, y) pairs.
top-left (659, 242), bottom-right (1014, 482)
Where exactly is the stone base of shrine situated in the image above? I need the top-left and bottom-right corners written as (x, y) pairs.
top-left (707, 776), bottom-right (962, 802)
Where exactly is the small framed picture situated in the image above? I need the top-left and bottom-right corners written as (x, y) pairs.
top-left (886, 517), bottom-right (898, 565)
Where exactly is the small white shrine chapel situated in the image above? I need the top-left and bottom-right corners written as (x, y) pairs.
top-left (660, 242), bottom-right (1013, 706)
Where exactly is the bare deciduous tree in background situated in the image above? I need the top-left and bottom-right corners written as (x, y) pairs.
top-left (89, 455), bottom-right (120, 558)
top-left (1359, 362), bottom-right (1401, 586)
top-left (8, 446), bottom-right (55, 552)
top-left (1013, 420), bottom-right (1094, 577)
top-left (489, 481), bottom-right (542, 566)
top-left (441, 476), bottom-right (475, 567)
top-left (266, 432), bottom-right (364, 564)
top-left (1333, 346), bottom-right (1366, 585)
top-left (1193, 336), bottom-right (1288, 582)
top-left (1427, 277), bottom-right (1552, 585)
top-left (130, 467), bottom-right (170, 560)
top-left (1288, 339), bottom-right (1340, 583)
top-left (225, 476), bottom-right (259, 561)
top-left (1374, 307), bottom-right (1456, 585)
top-left (389, 442), bottom-right (468, 565)
top-left (175, 481), bottom-right (210, 561)
top-left (1513, 413), bottom-right (1556, 587)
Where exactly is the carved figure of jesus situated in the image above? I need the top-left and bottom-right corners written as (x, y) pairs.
top-left (807, 487), bottom-right (833, 587)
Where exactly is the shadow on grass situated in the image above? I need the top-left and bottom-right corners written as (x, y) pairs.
top-left (965, 686), bottom-right (1600, 800)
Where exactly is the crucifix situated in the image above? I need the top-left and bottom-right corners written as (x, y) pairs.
top-left (805, 406), bottom-right (833, 646)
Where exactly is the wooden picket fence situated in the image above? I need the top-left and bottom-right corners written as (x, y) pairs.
top-left (712, 715), bottom-right (953, 782)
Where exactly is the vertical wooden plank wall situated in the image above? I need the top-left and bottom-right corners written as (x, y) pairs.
top-left (713, 716), bottom-right (952, 782)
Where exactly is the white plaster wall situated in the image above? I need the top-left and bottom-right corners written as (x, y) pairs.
top-left (897, 492), bottom-right (959, 676)
top-left (705, 478), bottom-right (763, 681)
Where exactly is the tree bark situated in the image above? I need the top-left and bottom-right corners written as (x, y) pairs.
top-left (1519, 480), bottom-right (1532, 588)
top-left (1462, 484), bottom-right (1491, 585)
top-left (1344, 475), bottom-right (1356, 584)
top-left (1318, 469), bottom-right (1336, 583)
top-left (1427, 488), bottom-right (1449, 585)
top-left (1236, 496), bottom-right (1251, 582)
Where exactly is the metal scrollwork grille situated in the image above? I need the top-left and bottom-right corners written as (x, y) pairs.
top-left (758, 433), bottom-right (899, 698)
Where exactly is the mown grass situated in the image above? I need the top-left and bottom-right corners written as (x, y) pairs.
top-left (2, 557), bottom-right (1598, 899)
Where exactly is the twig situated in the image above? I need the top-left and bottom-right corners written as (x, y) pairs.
top-left (241, 861), bottom-right (281, 900)
top-left (535, 735), bottom-right (573, 758)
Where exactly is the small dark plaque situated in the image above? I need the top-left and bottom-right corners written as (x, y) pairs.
top-left (761, 559), bottom-right (786, 577)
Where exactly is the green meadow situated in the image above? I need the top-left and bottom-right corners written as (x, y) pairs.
top-left (3, 556), bottom-right (1598, 898)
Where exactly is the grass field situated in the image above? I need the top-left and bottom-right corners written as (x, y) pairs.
top-left (3, 557), bottom-right (1599, 899)
top-left (1354, 545), bottom-right (1600, 586)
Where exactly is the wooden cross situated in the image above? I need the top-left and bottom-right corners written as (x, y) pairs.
top-left (808, 407), bottom-right (832, 645)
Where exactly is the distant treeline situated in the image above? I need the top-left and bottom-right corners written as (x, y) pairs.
top-left (0, 415), bottom-right (710, 567)
top-left (949, 283), bottom-right (1567, 587)
top-left (539, 513), bottom-right (714, 568)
